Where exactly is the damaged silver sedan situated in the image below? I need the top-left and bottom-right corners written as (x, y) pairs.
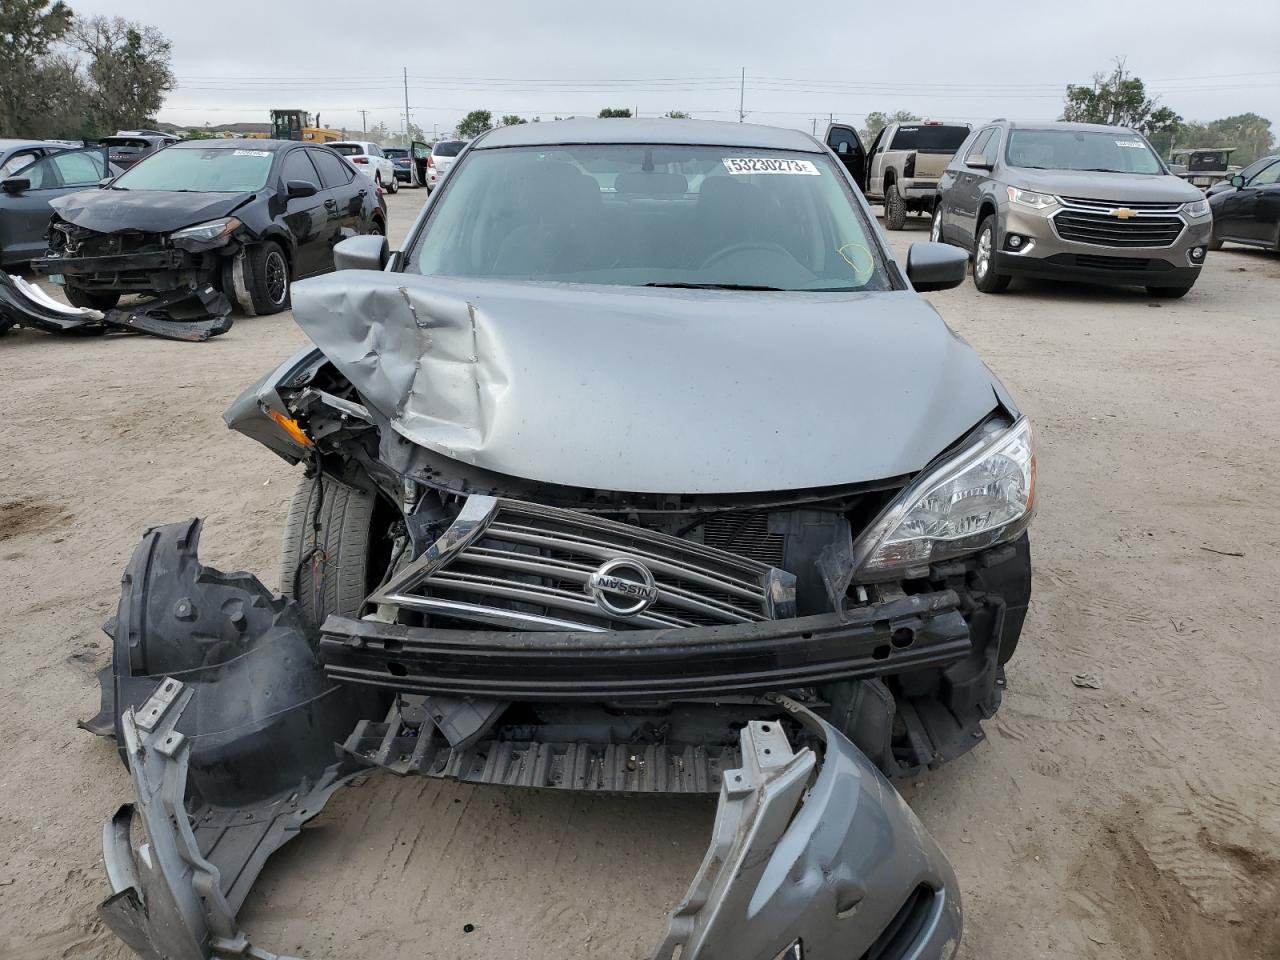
top-left (83, 119), bottom-right (1035, 959)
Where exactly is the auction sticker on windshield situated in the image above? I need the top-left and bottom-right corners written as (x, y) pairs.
top-left (1114, 140), bottom-right (1146, 149)
top-left (722, 158), bottom-right (820, 175)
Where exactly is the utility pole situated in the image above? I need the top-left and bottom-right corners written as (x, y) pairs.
top-left (359, 109), bottom-right (368, 134)
top-left (738, 68), bottom-right (745, 122)
top-left (403, 67), bottom-right (412, 139)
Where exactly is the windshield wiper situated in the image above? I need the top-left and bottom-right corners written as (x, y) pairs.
top-left (643, 282), bottom-right (785, 291)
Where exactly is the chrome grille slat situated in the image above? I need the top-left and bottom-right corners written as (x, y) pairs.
top-left (1051, 210), bottom-right (1185, 248)
top-left (459, 546), bottom-right (766, 621)
top-left (369, 495), bottom-right (795, 632)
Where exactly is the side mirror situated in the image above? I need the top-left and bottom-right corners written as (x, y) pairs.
top-left (836, 141), bottom-right (850, 155)
top-left (906, 241), bottom-right (968, 292)
top-left (966, 155), bottom-right (993, 171)
top-left (334, 234), bottom-right (389, 271)
top-left (286, 179), bottom-right (319, 198)
top-left (1230, 174), bottom-right (1245, 189)
top-left (1, 177), bottom-right (30, 195)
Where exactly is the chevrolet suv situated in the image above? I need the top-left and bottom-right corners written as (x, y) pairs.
top-left (933, 120), bottom-right (1213, 297)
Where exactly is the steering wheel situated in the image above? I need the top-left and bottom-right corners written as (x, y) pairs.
top-left (699, 241), bottom-right (790, 270)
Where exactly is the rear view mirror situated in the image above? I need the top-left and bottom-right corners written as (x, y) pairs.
top-left (334, 234), bottom-right (389, 271)
top-left (966, 155), bottom-right (992, 171)
top-left (286, 179), bottom-right (319, 198)
top-left (1230, 174), bottom-right (1245, 189)
top-left (905, 242), bottom-right (968, 292)
top-left (1, 177), bottom-right (30, 195)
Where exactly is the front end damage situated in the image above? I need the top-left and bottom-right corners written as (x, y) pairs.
top-left (83, 270), bottom-right (1036, 958)
top-left (89, 520), bottom-right (960, 960)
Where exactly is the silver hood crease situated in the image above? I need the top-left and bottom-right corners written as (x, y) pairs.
top-left (290, 270), bottom-right (1002, 493)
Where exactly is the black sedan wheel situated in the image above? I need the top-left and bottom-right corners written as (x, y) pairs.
top-left (226, 240), bottom-right (291, 316)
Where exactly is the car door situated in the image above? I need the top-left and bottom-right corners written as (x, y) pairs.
top-left (1219, 161), bottom-right (1280, 244)
top-left (0, 148), bottom-right (109, 266)
top-left (411, 140), bottom-right (430, 185)
top-left (949, 127), bottom-right (996, 249)
top-left (307, 148), bottom-right (366, 269)
top-left (865, 125), bottom-right (890, 199)
top-left (0, 147), bottom-right (48, 180)
top-left (823, 124), bottom-right (868, 193)
top-left (277, 147), bottom-right (331, 279)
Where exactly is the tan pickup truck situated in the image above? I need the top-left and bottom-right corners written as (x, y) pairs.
top-left (861, 121), bottom-right (971, 229)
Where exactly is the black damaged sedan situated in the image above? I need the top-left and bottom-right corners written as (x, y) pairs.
top-left (33, 139), bottom-right (387, 315)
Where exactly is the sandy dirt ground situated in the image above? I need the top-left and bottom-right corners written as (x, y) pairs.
top-left (1, 189), bottom-right (1277, 960)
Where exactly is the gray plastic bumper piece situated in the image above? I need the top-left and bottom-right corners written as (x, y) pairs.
top-left (97, 684), bottom-right (960, 960)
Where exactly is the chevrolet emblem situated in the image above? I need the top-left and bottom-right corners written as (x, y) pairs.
top-left (1111, 207), bottom-right (1138, 219)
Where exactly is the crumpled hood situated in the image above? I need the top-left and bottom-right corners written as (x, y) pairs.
top-left (291, 272), bottom-right (1002, 494)
top-left (49, 188), bottom-right (254, 234)
top-left (1010, 168), bottom-right (1202, 204)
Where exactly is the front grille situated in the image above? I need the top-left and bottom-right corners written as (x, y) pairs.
top-left (75, 230), bottom-right (165, 257)
top-left (371, 496), bottom-right (796, 631)
top-left (699, 513), bottom-right (785, 568)
top-left (1058, 196), bottom-right (1184, 213)
top-left (1053, 210), bottom-right (1184, 247)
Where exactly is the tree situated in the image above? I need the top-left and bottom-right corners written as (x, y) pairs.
top-left (1062, 60), bottom-right (1181, 142)
top-left (366, 120), bottom-right (392, 143)
top-left (861, 110), bottom-right (919, 143)
top-left (71, 15), bottom-right (174, 133)
top-left (457, 109), bottom-right (493, 139)
top-left (1171, 113), bottom-right (1275, 167)
top-left (598, 107), bottom-right (632, 118)
top-left (0, 0), bottom-right (75, 135)
top-left (665, 110), bottom-right (690, 119)
top-left (500, 114), bottom-right (527, 126)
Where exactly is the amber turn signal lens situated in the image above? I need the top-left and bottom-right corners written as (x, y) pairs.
top-left (267, 409), bottom-right (313, 448)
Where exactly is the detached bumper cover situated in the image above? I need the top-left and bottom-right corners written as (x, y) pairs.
top-left (100, 680), bottom-right (960, 960)
top-left (87, 520), bottom-right (964, 959)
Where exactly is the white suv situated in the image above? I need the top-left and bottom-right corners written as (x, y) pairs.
top-left (426, 139), bottom-right (468, 191)
top-left (326, 141), bottom-right (399, 193)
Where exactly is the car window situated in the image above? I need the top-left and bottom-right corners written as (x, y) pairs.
top-left (52, 150), bottom-right (107, 186)
top-left (281, 149), bottom-right (321, 186)
top-left (310, 147), bottom-right (354, 188)
top-left (368, 144), bottom-right (382, 157)
top-left (889, 125), bottom-right (971, 153)
top-left (1006, 129), bottom-right (1163, 174)
top-left (327, 143), bottom-right (364, 157)
top-left (383, 148), bottom-right (408, 159)
top-left (1251, 162), bottom-right (1280, 186)
top-left (112, 145), bottom-right (274, 192)
top-left (965, 128), bottom-right (994, 165)
top-left (1237, 156), bottom-right (1276, 183)
top-left (432, 141), bottom-right (465, 157)
top-left (0, 149), bottom-right (42, 178)
top-left (407, 144), bottom-right (892, 292)
top-left (866, 126), bottom-right (887, 156)
top-left (827, 127), bottom-right (861, 157)
top-left (413, 142), bottom-right (430, 159)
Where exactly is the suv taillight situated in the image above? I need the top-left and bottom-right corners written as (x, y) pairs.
top-left (353, 157), bottom-right (368, 164)
top-left (427, 155), bottom-right (435, 167)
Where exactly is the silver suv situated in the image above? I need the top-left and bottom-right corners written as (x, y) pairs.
top-left (933, 120), bottom-right (1213, 298)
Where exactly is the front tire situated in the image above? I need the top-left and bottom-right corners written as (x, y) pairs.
top-left (973, 215), bottom-right (1011, 293)
top-left (226, 240), bottom-right (290, 316)
top-left (1207, 237), bottom-right (1223, 251)
top-left (386, 173), bottom-right (399, 194)
top-left (884, 182), bottom-right (907, 230)
top-left (281, 475), bottom-right (378, 627)
top-left (64, 286), bottom-right (120, 311)
top-left (1146, 284), bottom-right (1193, 299)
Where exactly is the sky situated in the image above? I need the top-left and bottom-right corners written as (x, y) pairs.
top-left (67, 0), bottom-right (1280, 138)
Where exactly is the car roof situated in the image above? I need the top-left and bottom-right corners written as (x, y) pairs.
top-left (474, 118), bottom-right (823, 153)
top-left (0, 138), bottom-right (61, 150)
top-left (995, 119), bottom-right (1143, 135)
top-left (170, 138), bottom-right (296, 151)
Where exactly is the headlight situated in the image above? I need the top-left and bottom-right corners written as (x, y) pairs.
top-left (1182, 198), bottom-right (1211, 218)
top-left (1006, 186), bottom-right (1056, 209)
top-left (852, 417), bottom-right (1036, 581)
top-left (170, 216), bottom-right (241, 243)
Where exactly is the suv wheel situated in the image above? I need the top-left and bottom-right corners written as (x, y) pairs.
top-left (386, 173), bottom-right (399, 194)
top-left (64, 286), bottom-right (121, 311)
top-left (973, 215), bottom-right (1011, 293)
top-left (930, 206), bottom-right (944, 243)
top-left (884, 183), bottom-right (907, 230)
top-left (280, 475), bottom-right (379, 627)
top-left (1146, 285), bottom-right (1193, 299)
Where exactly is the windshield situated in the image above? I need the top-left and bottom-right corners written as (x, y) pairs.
top-left (112, 145), bottom-right (274, 192)
top-left (406, 144), bottom-right (889, 291)
top-left (433, 140), bottom-right (465, 157)
top-left (383, 148), bottom-right (408, 158)
top-left (889, 125), bottom-right (970, 152)
top-left (1006, 130), bottom-right (1164, 174)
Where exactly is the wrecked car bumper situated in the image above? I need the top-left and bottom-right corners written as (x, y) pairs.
top-left (101, 678), bottom-right (960, 960)
top-left (89, 520), bottom-right (963, 959)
